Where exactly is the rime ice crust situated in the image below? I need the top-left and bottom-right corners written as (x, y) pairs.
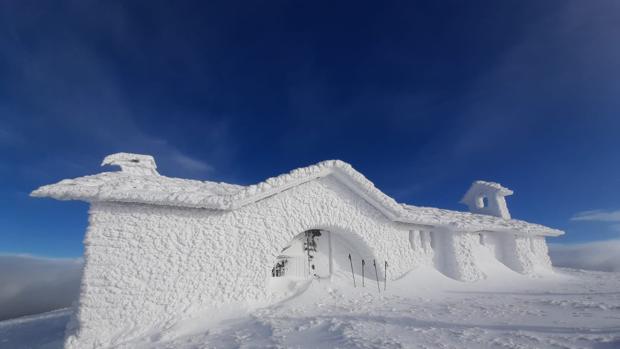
top-left (401, 204), bottom-right (562, 237)
top-left (101, 153), bottom-right (159, 176)
top-left (62, 177), bottom-right (421, 348)
top-left (460, 180), bottom-right (514, 219)
top-left (32, 155), bottom-right (561, 237)
top-left (31, 153), bottom-right (564, 348)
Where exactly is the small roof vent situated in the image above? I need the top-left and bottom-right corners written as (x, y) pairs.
top-left (101, 153), bottom-right (159, 176)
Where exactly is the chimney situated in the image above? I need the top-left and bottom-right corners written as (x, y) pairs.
top-left (460, 181), bottom-right (513, 219)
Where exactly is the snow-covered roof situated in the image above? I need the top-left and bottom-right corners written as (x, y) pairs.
top-left (400, 205), bottom-right (562, 236)
top-left (32, 153), bottom-right (563, 237)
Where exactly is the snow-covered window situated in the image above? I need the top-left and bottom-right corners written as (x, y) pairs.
top-left (529, 237), bottom-right (536, 253)
top-left (409, 230), bottom-right (421, 250)
top-left (476, 195), bottom-right (489, 208)
top-left (420, 231), bottom-right (432, 253)
top-left (478, 233), bottom-right (485, 245)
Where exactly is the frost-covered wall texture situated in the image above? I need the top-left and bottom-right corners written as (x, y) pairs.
top-left (31, 153), bottom-right (564, 349)
top-left (65, 177), bottom-right (422, 348)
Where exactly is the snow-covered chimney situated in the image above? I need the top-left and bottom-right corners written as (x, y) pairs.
top-left (101, 153), bottom-right (159, 176)
top-left (460, 181), bottom-right (513, 219)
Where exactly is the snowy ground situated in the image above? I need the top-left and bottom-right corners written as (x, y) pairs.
top-left (1, 267), bottom-right (619, 349)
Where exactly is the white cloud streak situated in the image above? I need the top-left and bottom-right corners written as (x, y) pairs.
top-left (169, 152), bottom-right (214, 174)
top-left (0, 255), bottom-right (82, 321)
top-left (571, 209), bottom-right (620, 222)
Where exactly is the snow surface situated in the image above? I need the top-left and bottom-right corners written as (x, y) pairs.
top-left (31, 157), bottom-right (562, 237)
top-left (2, 268), bottom-right (619, 349)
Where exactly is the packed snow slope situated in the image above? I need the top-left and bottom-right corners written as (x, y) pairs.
top-left (1, 267), bottom-right (619, 349)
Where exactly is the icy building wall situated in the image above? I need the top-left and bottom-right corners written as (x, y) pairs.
top-left (426, 230), bottom-right (554, 282)
top-left (529, 236), bottom-right (553, 270)
top-left (475, 234), bottom-right (553, 275)
top-left (430, 231), bottom-right (486, 282)
top-left (408, 229), bottom-right (435, 267)
top-left (65, 176), bottom-right (422, 349)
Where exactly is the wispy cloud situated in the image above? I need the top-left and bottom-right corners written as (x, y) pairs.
top-left (0, 254), bottom-right (82, 321)
top-left (0, 2), bottom-right (235, 181)
top-left (408, 0), bottom-right (620, 186)
top-left (571, 209), bottom-right (620, 222)
top-left (169, 152), bottom-right (213, 173)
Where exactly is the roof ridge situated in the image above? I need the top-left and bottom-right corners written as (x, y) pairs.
top-left (31, 155), bottom-right (563, 237)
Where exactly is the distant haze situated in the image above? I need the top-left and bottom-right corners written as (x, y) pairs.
top-left (0, 255), bottom-right (82, 321)
top-left (549, 240), bottom-right (620, 272)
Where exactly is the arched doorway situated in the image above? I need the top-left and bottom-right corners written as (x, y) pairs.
top-left (270, 228), bottom-right (377, 284)
top-left (271, 229), bottom-right (333, 280)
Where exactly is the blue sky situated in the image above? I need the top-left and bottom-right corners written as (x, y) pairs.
top-left (1, 1), bottom-right (619, 257)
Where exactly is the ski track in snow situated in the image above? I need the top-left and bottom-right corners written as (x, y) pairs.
top-left (1, 268), bottom-right (620, 349)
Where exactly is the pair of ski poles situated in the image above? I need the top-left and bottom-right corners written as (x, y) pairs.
top-left (348, 254), bottom-right (388, 292)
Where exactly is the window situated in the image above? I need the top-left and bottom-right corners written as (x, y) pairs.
top-left (478, 233), bottom-right (484, 245)
top-left (476, 195), bottom-right (489, 208)
top-left (409, 230), bottom-right (420, 250)
top-left (419, 231), bottom-right (433, 253)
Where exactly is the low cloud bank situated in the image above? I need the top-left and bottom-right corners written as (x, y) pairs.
top-left (0, 255), bottom-right (82, 321)
top-left (549, 240), bottom-right (620, 272)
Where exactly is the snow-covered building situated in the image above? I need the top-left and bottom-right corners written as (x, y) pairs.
top-left (32, 153), bottom-right (563, 348)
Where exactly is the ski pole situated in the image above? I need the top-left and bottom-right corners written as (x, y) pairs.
top-left (348, 254), bottom-right (356, 287)
top-left (362, 259), bottom-right (365, 287)
top-left (384, 261), bottom-right (388, 291)
top-left (373, 259), bottom-right (380, 292)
